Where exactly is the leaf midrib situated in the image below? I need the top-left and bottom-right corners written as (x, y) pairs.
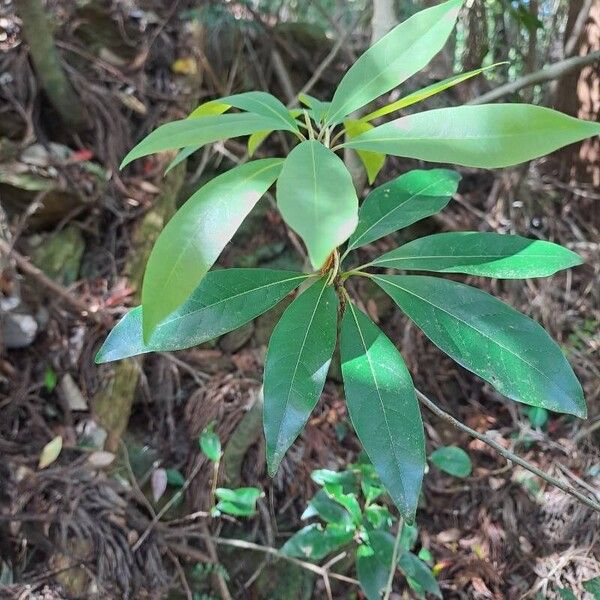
top-left (374, 275), bottom-right (572, 399)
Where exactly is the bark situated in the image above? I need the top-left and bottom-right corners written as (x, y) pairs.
top-left (16, 0), bottom-right (86, 130)
top-left (554, 0), bottom-right (600, 185)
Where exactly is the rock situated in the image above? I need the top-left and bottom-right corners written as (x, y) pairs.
top-left (3, 312), bottom-right (38, 348)
top-left (60, 374), bottom-right (88, 411)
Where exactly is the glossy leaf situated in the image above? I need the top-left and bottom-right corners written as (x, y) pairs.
top-left (247, 130), bottom-right (271, 156)
top-left (346, 169), bottom-right (460, 253)
top-left (281, 524), bottom-right (354, 561)
top-left (340, 302), bottom-right (426, 520)
top-left (141, 159), bottom-right (283, 337)
top-left (372, 232), bottom-right (582, 278)
top-left (277, 141), bottom-right (358, 268)
top-left (165, 144), bottom-right (201, 174)
top-left (190, 91), bottom-right (298, 132)
top-left (264, 277), bottom-right (339, 475)
top-left (343, 104), bottom-right (600, 168)
top-left (121, 113), bottom-right (287, 168)
top-left (95, 269), bottom-right (307, 363)
top-left (311, 469), bottom-right (357, 491)
top-left (374, 275), bottom-right (586, 417)
top-left (322, 483), bottom-right (362, 525)
top-left (200, 423), bottom-right (222, 462)
top-left (326, 0), bottom-right (463, 125)
top-left (398, 552), bottom-right (442, 599)
top-left (429, 446), bottom-right (472, 478)
top-left (364, 504), bottom-right (392, 529)
top-left (298, 93), bottom-right (331, 124)
top-left (344, 119), bottom-right (385, 184)
top-left (356, 545), bottom-right (389, 600)
top-left (361, 63), bottom-right (506, 122)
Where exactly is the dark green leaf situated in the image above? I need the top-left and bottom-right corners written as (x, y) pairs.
top-left (527, 406), bottom-right (549, 428)
top-left (121, 113), bottom-right (289, 168)
top-left (557, 589), bottom-right (578, 600)
top-left (323, 483), bottom-right (363, 525)
top-left (341, 303), bottom-right (426, 520)
top-left (364, 504), bottom-right (392, 529)
top-left (301, 489), bottom-right (354, 528)
top-left (398, 552), bottom-right (442, 598)
top-left (277, 141), bottom-right (358, 268)
top-left (326, 0), bottom-right (463, 125)
top-left (141, 159), bottom-right (283, 337)
top-left (374, 275), bottom-right (586, 417)
top-left (346, 169), bottom-right (460, 253)
top-left (371, 232), bottom-right (582, 278)
top-left (281, 524), bottom-right (354, 561)
top-left (165, 469), bottom-right (186, 487)
top-left (264, 277), bottom-right (339, 474)
top-left (356, 545), bottom-right (389, 600)
top-left (343, 105), bottom-right (600, 168)
top-left (583, 577), bottom-right (600, 599)
top-left (429, 446), bottom-right (472, 478)
top-left (368, 529), bottom-right (396, 567)
top-left (95, 269), bottom-right (307, 363)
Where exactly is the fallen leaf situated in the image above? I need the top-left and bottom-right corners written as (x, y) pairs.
top-left (39, 436), bottom-right (62, 469)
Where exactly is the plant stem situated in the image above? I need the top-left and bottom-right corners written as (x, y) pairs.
top-left (304, 110), bottom-right (315, 140)
top-left (415, 389), bottom-right (600, 513)
top-left (383, 517), bottom-right (404, 600)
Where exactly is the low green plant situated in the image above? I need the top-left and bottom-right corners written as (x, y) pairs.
top-left (283, 460), bottom-right (442, 599)
top-left (97, 0), bottom-right (597, 529)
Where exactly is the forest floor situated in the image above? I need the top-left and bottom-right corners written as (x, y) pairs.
top-left (0, 2), bottom-right (599, 599)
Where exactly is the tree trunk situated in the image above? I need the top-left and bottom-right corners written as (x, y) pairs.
top-left (553, 0), bottom-right (600, 186)
top-left (16, 0), bottom-right (87, 130)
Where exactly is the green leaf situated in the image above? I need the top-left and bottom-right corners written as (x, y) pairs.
top-left (374, 275), bottom-right (586, 417)
top-left (325, 0), bottom-right (463, 125)
top-left (164, 144), bottom-right (201, 174)
top-left (281, 524), bottom-right (354, 561)
top-left (247, 131), bottom-right (271, 156)
top-left (323, 483), bottom-right (363, 525)
top-left (343, 104), bottom-right (600, 168)
top-left (264, 277), bottom-right (339, 474)
top-left (301, 489), bottom-right (354, 528)
top-left (215, 487), bottom-right (262, 517)
top-left (371, 232), bottom-right (583, 278)
top-left (277, 140), bottom-right (358, 268)
top-left (429, 446), bottom-right (472, 478)
top-left (190, 91), bottom-right (299, 132)
top-left (368, 529), bottom-right (396, 567)
top-left (298, 93), bottom-right (331, 124)
top-left (398, 552), bottom-right (442, 599)
top-left (95, 269), bottom-right (307, 363)
top-left (200, 423), bottom-right (221, 461)
top-left (364, 504), bottom-right (392, 529)
top-left (527, 406), bottom-right (549, 428)
top-left (344, 119), bottom-right (385, 184)
top-left (141, 159), bottom-right (283, 338)
top-left (165, 469), bottom-right (186, 487)
top-left (340, 302), bottom-right (426, 521)
top-left (583, 577), bottom-right (600, 599)
top-left (44, 366), bottom-right (57, 392)
top-left (361, 63), bottom-right (506, 122)
top-left (557, 589), bottom-right (578, 600)
top-left (121, 113), bottom-right (288, 168)
top-left (356, 545), bottom-right (389, 600)
top-left (346, 169), bottom-right (460, 253)
top-left (311, 469), bottom-right (357, 491)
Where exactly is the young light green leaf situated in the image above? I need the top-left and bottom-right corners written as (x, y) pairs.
top-left (215, 487), bottom-right (262, 517)
top-left (95, 269), bottom-right (307, 363)
top-left (346, 169), bottom-right (460, 253)
top-left (200, 423), bottom-right (221, 461)
top-left (311, 469), bottom-right (357, 491)
top-left (323, 483), bottom-right (362, 525)
top-left (298, 93), bottom-right (331, 124)
top-left (343, 104), bottom-right (600, 168)
top-left (141, 159), bottom-right (283, 339)
top-left (344, 119), bottom-right (385, 184)
top-left (247, 130), bottom-right (271, 156)
top-left (326, 0), bottom-right (463, 125)
top-left (121, 113), bottom-right (287, 168)
top-left (38, 435), bottom-right (63, 469)
top-left (277, 141), bottom-right (358, 268)
top-left (281, 524), bottom-right (354, 561)
top-left (398, 552), bottom-right (442, 599)
top-left (356, 545), bottom-right (389, 600)
top-left (374, 275), bottom-right (586, 417)
top-left (371, 232), bottom-right (583, 278)
top-left (429, 446), bottom-right (472, 478)
top-left (340, 302), bottom-right (426, 521)
top-left (190, 91), bottom-right (299, 132)
top-left (361, 63), bottom-right (506, 122)
top-left (264, 277), bottom-right (339, 475)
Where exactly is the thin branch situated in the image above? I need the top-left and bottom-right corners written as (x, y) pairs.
top-left (383, 518), bottom-right (403, 600)
top-left (415, 389), bottom-right (600, 513)
top-left (0, 238), bottom-right (110, 327)
top-left (468, 50), bottom-right (600, 104)
top-left (564, 0), bottom-right (594, 58)
top-left (166, 531), bottom-right (360, 587)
